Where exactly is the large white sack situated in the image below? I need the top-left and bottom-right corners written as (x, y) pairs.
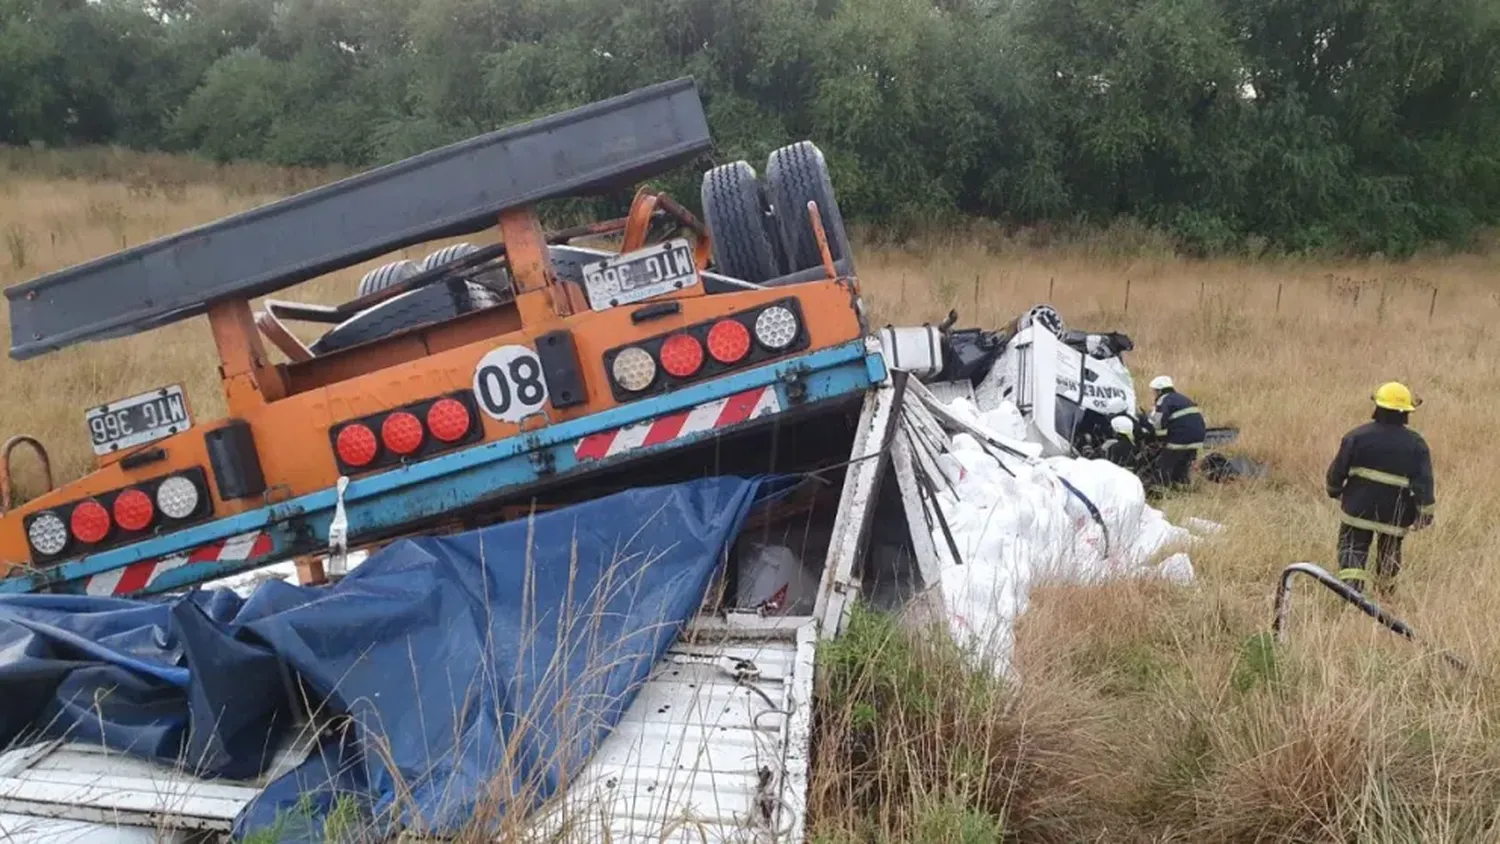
top-left (922, 398), bottom-right (1201, 680)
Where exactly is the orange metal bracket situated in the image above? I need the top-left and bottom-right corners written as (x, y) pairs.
top-left (652, 192), bottom-right (714, 270)
top-left (255, 302), bottom-right (315, 363)
top-left (621, 188), bottom-right (714, 270)
top-left (807, 200), bottom-right (838, 280)
top-left (209, 299), bottom-right (284, 413)
top-left (0, 435), bottom-right (53, 516)
top-left (499, 208), bottom-right (572, 319)
top-left (622, 190), bottom-right (660, 254)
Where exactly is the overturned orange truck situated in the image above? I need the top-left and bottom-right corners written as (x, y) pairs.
top-left (0, 78), bottom-right (902, 608)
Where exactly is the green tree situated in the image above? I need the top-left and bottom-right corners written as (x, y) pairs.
top-left (2, 0), bottom-right (1498, 255)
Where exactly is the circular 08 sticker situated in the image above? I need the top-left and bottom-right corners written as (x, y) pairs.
top-left (472, 344), bottom-right (550, 422)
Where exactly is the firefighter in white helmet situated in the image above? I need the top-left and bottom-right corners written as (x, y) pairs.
top-left (1146, 375), bottom-right (1206, 489)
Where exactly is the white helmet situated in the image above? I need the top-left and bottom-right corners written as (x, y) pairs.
top-left (1149, 375), bottom-right (1174, 391)
top-left (1110, 415), bottom-right (1135, 436)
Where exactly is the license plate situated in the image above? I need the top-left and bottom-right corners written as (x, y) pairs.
top-left (582, 239), bottom-right (699, 311)
top-left (85, 385), bottom-right (192, 456)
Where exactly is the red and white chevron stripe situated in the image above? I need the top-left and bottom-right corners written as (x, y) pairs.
top-left (574, 386), bottom-right (783, 462)
top-left (84, 530), bottom-right (273, 597)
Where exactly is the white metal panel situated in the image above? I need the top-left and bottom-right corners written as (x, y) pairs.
top-left (1023, 327), bottom-right (1074, 456)
top-left (0, 812), bottom-right (186, 844)
top-left (813, 375), bottom-right (900, 639)
top-left (527, 628), bottom-right (812, 843)
top-left (776, 622), bottom-right (817, 844)
top-left (0, 728), bottom-right (315, 834)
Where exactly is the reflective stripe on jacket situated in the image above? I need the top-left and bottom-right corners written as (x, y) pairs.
top-left (1151, 390), bottom-right (1206, 450)
top-left (1325, 419), bottom-right (1436, 536)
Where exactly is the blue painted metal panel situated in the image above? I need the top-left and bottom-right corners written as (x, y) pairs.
top-left (3, 341), bottom-right (887, 596)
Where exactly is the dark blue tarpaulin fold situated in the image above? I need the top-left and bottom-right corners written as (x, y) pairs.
top-left (0, 475), bottom-right (764, 841)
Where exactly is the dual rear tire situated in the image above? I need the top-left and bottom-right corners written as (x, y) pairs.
top-left (700, 141), bottom-right (851, 285)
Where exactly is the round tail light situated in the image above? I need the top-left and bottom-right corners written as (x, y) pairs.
top-left (113, 488), bottom-right (155, 532)
top-left (156, 475), bottom-right (201, 520)
top-left (335, 423), bottom-right (379, 467)
top-left (611, 347), bottom-right (657, 392)
top-left (753, 306), bottom-right (799, 351)
top-left (70, 499), bottom-right (112, 544)
top-left (707, 319), bottom-right (751, 364)
top-left (27, 512), bottom-right (68, 556)
top-left (381, 411), bottom-right (425, 456)
top-left (659, 333), bottom-right (704, 378)
top-left (426, 398), bottom-right (472, 443)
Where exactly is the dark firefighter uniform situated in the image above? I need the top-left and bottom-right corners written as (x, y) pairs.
top-left (1148, 376), bottom-right (1206, 488)
top-left (1099, 415), bottom-right (1140, 469)
top-left (1325, 382), bottom-right (1435, 596)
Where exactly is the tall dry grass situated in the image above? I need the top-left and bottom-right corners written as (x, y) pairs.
top-left (3, 148), bottom-right (1500, 842)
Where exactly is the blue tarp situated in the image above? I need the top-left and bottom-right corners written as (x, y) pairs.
top-left (0, 475), bottom-right (764, 841)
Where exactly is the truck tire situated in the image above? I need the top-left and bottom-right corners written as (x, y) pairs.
top-left (421, 242), bottom-right (477, 272)
top-left (310, 282), bottom-right (502, 355)
top-left (701, 161), bottom-right (783, 284)
top-left (765, 141), bottom-right (853, 274)
top-left (356, 259), bottom-right (421, 298)
top-left (423, 241), bottom-right (513, 296)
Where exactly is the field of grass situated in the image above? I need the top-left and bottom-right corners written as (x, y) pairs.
top-left (4, 147), bottom-right (1500, 842)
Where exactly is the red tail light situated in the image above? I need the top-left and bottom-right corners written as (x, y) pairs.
top-left (336, 423), bottom-right (379, 467)
top-left (659, 333), bottom-right (704, 378)
top-left (603, 298), bottom-right (810, 402)
top-left (707, 319), bottom-right (751, 364)
top-left (69, 499), bottom-right (112, 544)
top-left (426, 398), bottom-right (472, 443)
top-left (112, 489), bottom-right (155, 532)
top-left (21, 468), bottom-right (214, 563)
top-left (381, 411), bottom-right (425, 455)
top-left (329, 392), bottom-right (483, 475)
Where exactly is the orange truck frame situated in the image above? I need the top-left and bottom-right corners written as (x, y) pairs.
top-left (0, 77), bottom-right (888, 598)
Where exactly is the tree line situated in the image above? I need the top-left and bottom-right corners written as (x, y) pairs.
top-left (3, 0), bottom-right (1499, 256)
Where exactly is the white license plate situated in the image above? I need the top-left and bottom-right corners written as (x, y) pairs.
top-left (85, 385), bottom-right (192, 456)
top-left (582, 239), bottom-right (699, 311)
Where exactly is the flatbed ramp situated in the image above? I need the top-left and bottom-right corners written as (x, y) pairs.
top-left (0, 625), bottom-right (814, 843)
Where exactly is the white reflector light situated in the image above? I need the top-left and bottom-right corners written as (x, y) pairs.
top-left (27, 512), bottom-right (67, 556)
top-left (156, 476), bottom-right (200, 520)
top-left (611, 346), bottom-right (657, 392)
top-left (754, 306), bottom-right (799, 350)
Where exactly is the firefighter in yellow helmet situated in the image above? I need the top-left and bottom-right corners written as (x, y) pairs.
top-left (1325, 382), bottom-right (1436, 598)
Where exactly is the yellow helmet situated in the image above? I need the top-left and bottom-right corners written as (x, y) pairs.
top-left (1372, 381), bottom-right (1420, 412)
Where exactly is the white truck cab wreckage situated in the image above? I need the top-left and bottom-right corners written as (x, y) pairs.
top-left (883, 303), bottom-right (1242, 477)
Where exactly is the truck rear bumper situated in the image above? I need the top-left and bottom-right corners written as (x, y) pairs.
top-left (1, 340), bottom-right (888, 597)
